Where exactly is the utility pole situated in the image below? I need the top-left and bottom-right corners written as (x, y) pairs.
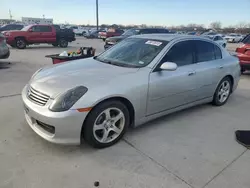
top-left (96, 0), bottom-right (99, 30)
top-left (9, 9), bottom-right (13, 20)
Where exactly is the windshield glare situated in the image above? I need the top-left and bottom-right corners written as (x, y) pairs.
top-left (96, 38), bottom-right (167, 67)
top-left (21, 26), bottom-right (31, 31)
top-left (122, 29), bottom-right (139, 36)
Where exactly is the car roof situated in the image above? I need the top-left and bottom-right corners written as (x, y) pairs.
top-left (130, 34), bottom-right (211, 42)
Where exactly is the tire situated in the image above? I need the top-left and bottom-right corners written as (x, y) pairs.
top-left (241, 69), bottom-right (245, 74)
top-left (102, 38), bottom-right (105, 42)
top-left (58, 38), bottom-right (68, 48)
top-left (222, 43), bottom-right (226, 48)
top-left (212, 77), bottom-right (232, 106)
top-left (15, 38), bottom-right (26, 49)
top-left (83, 100), bottom-right (130, 148)
top-left (52, 43), bottom-right (58, 47)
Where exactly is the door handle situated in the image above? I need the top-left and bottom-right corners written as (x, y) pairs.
top-left (219, 66), bottom-right (223, 69)
top-left (188, 71), bottom-right (196, 76)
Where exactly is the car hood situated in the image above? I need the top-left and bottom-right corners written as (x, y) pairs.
top-left (30, 58), bottom-right (139, 98)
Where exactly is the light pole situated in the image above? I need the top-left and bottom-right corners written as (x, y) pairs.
top-left (96, 0), bottom-right (99, 30)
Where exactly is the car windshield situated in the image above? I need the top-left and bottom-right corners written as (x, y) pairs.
top-left (21, 26), bottom-right (31, 31)
top-left (95, 38), bottom-right (167, 67)
top-left (122, 29), bottom-right (139, 36)
top-left (229, 34), bottom-right (236, 36)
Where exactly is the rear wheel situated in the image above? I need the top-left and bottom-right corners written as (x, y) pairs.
top-left (212, 77), bottom-right (232, 106)
top-left (83, 100), bottom-right (130, 148)
top-left (58, 39), bottom-right (68, 48)
top-left (15, 38), bottom-right (26, 49)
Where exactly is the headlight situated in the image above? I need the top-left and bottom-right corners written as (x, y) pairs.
top-left (49, 86), bottom-right (88, 112)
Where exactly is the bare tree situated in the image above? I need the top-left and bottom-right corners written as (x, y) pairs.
top-left (210, 21), bottom-right (222, 30)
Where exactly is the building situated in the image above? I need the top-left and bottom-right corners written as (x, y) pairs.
top-left (21, 17), bottom-right (53, 25)
top-left (0, 19), bottom-right (15, 25)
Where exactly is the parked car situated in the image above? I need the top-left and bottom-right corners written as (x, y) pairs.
top-left (0, 24), bottom-right (24, 32)
top-left (0, 33), bottom-right (10, 59)
top-left (104, 28), bottom-right (169, 49)
top-left (86, 30), bottom-right (106, 39)
top-left (99, 28), bottom-right (124, 41)
top-left (3, 24), bottom-right (75, 49)
top-left (203, 35), bottom-right (227, 48)
top-left (72, 26), bottom-right (89, 36)
top-left (22, 34), bottom-right (240, 148)
top-left (224, 33), bottom-right (243, 43)
top-left (236, 34), bottom-right (250, 73)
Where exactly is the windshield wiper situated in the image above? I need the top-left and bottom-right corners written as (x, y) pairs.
top-left (94, 57), bottom-right (140, 68)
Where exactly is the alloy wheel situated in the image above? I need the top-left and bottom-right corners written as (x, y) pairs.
top-left (93, 107), bottom-right (125, 144)
top-left (217, 80), bottom-right (230, 103)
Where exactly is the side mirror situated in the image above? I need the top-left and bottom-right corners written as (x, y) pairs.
top-left (160, 62), bottom-right (177, 71)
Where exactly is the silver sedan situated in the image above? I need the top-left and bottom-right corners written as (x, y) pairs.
top-left (22, 34), bottom-right (240, 148)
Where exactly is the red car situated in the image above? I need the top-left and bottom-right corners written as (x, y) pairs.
top-left (236, 34), bottom-right (250, 73)
top-left (99, 28), bottom-right (124, 41)
top-left (3, 24), bottom-right (75, 49)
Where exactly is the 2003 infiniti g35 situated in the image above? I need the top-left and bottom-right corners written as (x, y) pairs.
top-left (22, 34), bottom-right (240, 148)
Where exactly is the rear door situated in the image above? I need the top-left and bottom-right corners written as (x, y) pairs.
top-left (39, 26), bottom-right (56, 43)
top-left (193, 40), bottom-right (224, 98)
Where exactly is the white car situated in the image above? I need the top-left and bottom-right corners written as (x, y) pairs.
top-left (72, 26), bottom-right (89, 36)
top-left (204, 35), bottom-right (227, 48)
top-left (224, 33), bottom-right (243, 43)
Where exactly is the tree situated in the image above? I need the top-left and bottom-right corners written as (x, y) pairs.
top-left (210, 21), bottom-right (222, 30)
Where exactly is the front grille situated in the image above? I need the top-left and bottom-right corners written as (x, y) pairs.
top-left (27, 86), bottom-right (50, 106)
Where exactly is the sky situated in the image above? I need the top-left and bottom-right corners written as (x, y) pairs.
top-left (1, 0), bottom-right (250, 27)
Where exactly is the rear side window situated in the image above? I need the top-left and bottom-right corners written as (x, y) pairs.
top-left (160, 40), bottom-right (194, 67)
top-left (40, 26), bottom-right (52, 32)
top-left (214, 45), bottom-right (222, 59)
top-left (195, 41), bottom-right (218, 62)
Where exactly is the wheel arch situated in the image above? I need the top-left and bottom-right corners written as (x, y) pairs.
top-left (15, 36), bottom-right (27, 41)
top-left (81, 96), bottom-right (135, 139)
top-left (217, 75), bottom-right (234, 93)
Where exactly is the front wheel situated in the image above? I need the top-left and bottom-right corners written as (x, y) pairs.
top-left (212, 77), bottom-right (232, 106)
top-left (15, 38), bottom-right (26, 49)
top-left (58, 39), bottom-right (68, 48)
top-left (83, 100), bottom-right (130, 148)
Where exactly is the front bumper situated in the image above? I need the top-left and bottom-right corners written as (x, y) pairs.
top-left (22, 85), bottom-right (88, 145)
top-left (0, 42), bottom-right (10, 59)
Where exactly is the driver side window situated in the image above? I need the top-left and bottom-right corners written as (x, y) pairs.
top-left (160, 41), bottom-right (194, 67)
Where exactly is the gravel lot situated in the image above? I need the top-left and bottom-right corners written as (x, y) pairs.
top-left (0, 38), bottom-right (249, 188)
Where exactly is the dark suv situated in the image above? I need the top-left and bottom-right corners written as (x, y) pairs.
top-left (104, 28), bottom-right (169, 49)
top-left (0, 24), bottom-right (24, 32)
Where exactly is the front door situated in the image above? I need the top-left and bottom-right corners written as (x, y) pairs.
top-left (147, 40), bottom-right (198, 115)
top-left (28, 26), bottom-right (43, 43)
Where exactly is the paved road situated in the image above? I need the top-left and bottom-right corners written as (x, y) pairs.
top-left (0, 38), bottom-right (249, 188)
